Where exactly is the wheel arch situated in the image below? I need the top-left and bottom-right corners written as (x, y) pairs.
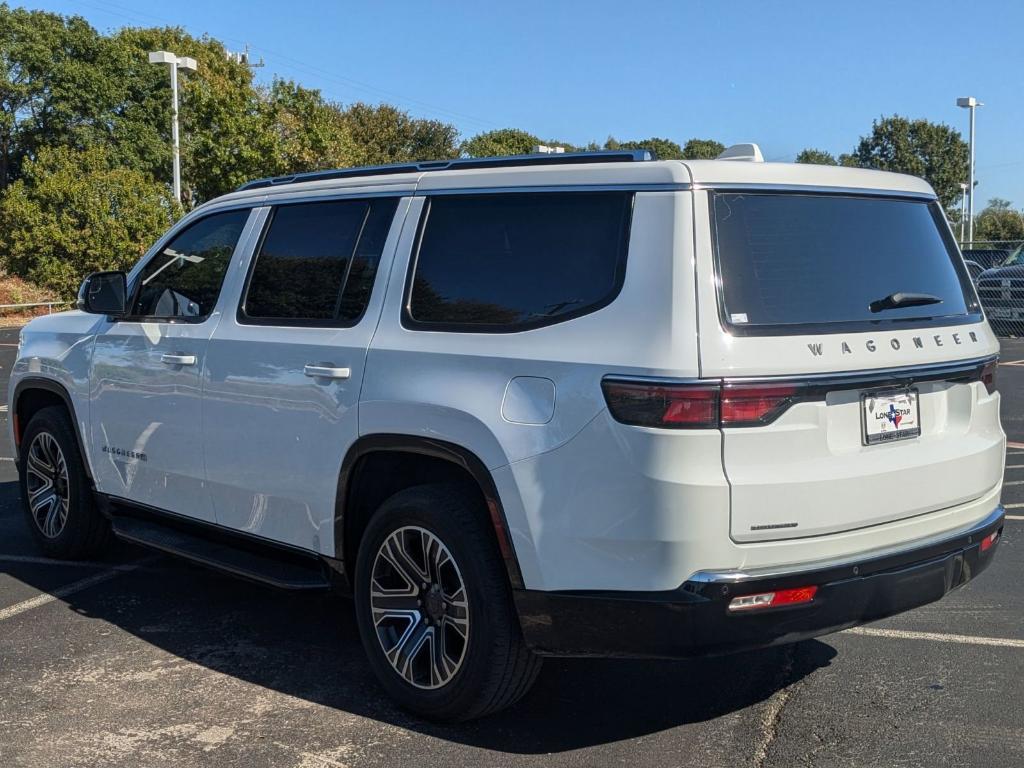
top-left (334, 434), bottom-right (524, 593)
top-left (12, 377), bottom-right (93, 480)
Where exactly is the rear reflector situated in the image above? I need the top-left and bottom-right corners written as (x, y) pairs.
top-left (980, 530), bottom-right (999, 553)
top-left (728, 585), bottom-right (818, 612)
top-left (981, 360), bottom-right (998, 394)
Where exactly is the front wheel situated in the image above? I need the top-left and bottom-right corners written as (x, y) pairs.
top-left (18, 406), bottom-right (110, 559)
top-left (354, 483), bottom-right (541, 721)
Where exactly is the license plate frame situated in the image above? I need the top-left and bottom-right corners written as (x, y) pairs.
top-left (861, 388), bottom-right (921, 446)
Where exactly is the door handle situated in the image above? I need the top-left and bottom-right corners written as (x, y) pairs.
top-left (304, 364), bottom-right (351, 380)
top-left (161, 353), bottom-right (197, 366)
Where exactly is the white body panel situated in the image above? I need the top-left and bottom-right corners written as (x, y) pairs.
top-left (9, 158), bottom-right (1005, 597)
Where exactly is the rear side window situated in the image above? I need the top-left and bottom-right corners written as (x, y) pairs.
top-left (241, 197), bottom-right (398, 325)
top-left (712, 192), bottom-right (980, 335)
top-left (406, 192), bottom-right (633, 331)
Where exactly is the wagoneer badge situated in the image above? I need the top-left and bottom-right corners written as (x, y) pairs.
top-left (807, 330), bottom-right (981, 357)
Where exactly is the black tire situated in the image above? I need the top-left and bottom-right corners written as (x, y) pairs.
top-left (354, 482), bottom-right (541, 721)
top-left (18, 406), bottom-right (110, 559)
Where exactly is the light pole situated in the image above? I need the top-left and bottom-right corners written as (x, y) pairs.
top-left (959, 182), bottom-right (968, 243)
top-left (149, 51), bottom-right (198, 204)
top-left (957, 96), bottom-right (983, 246)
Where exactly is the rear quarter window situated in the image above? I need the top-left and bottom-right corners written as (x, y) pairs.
top-left (712, 192), bottom-right (980, 335)
top-left (405, 192), bottom-right (633, 332)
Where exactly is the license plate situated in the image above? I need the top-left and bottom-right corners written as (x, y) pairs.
top-left (861, 389), bottom-right (921, 445)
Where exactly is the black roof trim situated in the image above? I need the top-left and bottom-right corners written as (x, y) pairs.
top-left (236, 150), bottom-right (656, 192)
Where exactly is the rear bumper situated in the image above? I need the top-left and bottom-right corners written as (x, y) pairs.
top-left (515, 506), bottom-right (1005, 659)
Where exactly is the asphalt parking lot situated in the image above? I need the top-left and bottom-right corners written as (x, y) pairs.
top-left (0, 326), bottom-right (1022, 768)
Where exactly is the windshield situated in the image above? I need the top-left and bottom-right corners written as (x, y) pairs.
top-left (1000, 244), bottom-right (1024, 267)
top-left (712, 192), bottom-right (980, 334)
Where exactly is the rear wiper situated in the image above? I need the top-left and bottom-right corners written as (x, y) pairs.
top-left (868, 292), bottom-right (943, 313)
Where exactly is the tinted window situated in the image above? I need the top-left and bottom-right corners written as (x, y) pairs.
top-left (134, 210), bottom-right (249, 319)
top-left (242, 198), bottom-right (398, 324)
top-left (712, 193), bottom-right (979, 333)
top-left (407, 192), bottom-right (632, 330)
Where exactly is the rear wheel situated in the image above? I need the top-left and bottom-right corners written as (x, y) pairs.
top-left (354, 483), bottom-right (541, 721)
top-left (19, 406), bottom-right (110, 559)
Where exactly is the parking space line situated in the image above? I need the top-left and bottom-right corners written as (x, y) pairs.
top-left (0, 560), bottom-right (149, 622)
top-left (999, 359), bottom-right (1024, 366)
top-left (1006, 515), bottom-right (1024, 520)
top-left (0, 554), bottom-right (147, 570)
top-left (845, 627), bottom-right (1024, 648)
top-left (1002, 480), bottom-right (1024, 486)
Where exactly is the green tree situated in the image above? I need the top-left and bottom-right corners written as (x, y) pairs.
top-left (974, 198), bottom-right (1024, 243)
top-left (0, 145), bottom-right (179, 297)
top-left (795, 148), bottom-right (838, 165)
top-left (342, 103), bottom-right (459, 166)
top-left (606, 137), bottom-right (684, 159)
top-left (462, 128), bottom-right (539, 157)
top-left (847, 115), bottom-right (968, 212)
top-left (264, 79), bottom-right (355, 173)
top-left (682, 138), bottom-right (726, 159)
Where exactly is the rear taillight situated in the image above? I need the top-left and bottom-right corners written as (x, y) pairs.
top-left (602, 380), bottom-right (803, 429)
top-left (600, 381), bottom-right (719, 428)
top-left (721, 383), bottom-right (801, 426)
top-left (981, 359), bottom-right (997, 394)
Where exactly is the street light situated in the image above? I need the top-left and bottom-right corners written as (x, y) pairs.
top-left (957, 96), bottom-right (983, 246)
top-left (958, 183), bottom-right (966, 243)
top-left (149, 51), bottom-right (198, 204)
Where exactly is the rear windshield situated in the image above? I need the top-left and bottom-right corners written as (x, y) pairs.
top-left (711, 192), bottom-right (980, 335)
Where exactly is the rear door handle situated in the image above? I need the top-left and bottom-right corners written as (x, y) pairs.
top-left (160, 353), bottom-right (196, 366)
top-left (304, 364), bottom-right (351, 380)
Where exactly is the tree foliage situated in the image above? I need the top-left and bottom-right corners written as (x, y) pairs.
top-left (847, 115), bottom-right (968, 212)
top-left (342, 103), bottom-right (459, 166)
top-left (974, 198), bottom-right (1024, 243)
top-left (681, 138), bottom-right (726, 159)
top-left (0, 145), bottom-right (179, 297)
top-left (462, 128), bottom-right (539, 157)
top-left (795, 148), bottom-right (838, 165)
top-left (606, 136), bottom-right (684, 159)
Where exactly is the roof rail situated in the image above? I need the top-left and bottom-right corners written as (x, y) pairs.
top-left (236, 150), bottom-right (656, 191)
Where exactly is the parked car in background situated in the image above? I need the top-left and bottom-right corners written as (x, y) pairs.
top-left (965, 259), bottom-right (986, 284)
top-left (977, 245), bottom-right (1024, 335)
top-left (962, 248), bottom-right (1012, 270)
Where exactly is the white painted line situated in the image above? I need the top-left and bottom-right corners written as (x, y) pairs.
top-left (1008, 442), bottom-right (1024, 450)
top-left (1003, 502), bottom-right (1024, 509)
top-left (0, 405), bottom-right (8, 412)
top-left (1002, 480), bottom-right (1024, 486)
top-left (999, 359), bottom-right (1024, 366)
top-left (845, 626), bottom-right (1024, 649)
top-left (1006, 515), bottom-right (1024, 521)
top-left (0, 561), bottom-right (146, 622)
top-left (1004, 464), bottom-right (1024, 469)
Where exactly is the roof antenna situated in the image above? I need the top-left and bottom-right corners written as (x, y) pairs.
top-left (717, 143), bottom-right (764, 162)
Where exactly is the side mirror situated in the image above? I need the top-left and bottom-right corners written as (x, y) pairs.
top-left (77, 271), bottom-right (127, 316)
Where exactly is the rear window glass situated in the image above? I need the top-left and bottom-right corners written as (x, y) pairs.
top-left (712, 193), bottom-right (979, 334)
top-left (407, 192), bottom-right (633, 331)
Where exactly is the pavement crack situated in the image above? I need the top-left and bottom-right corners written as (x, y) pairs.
top-left (752, 643), bottom-right (799, 768)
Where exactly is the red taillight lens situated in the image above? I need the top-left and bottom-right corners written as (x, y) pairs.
top-left (981, 360), bottom-right (997, 394)
top-left (603, 379), bottom-right (803, 429)
top-left (721, 383), bottom-right (800, 426)
top-left (601, 381), bottom-right (719, 428)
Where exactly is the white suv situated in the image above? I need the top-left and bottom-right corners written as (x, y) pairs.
top-left (11, 148), bottom-right (1006, 721)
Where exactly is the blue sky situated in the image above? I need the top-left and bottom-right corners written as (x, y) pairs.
top-left (21, 0), bottom-right (1024, 207)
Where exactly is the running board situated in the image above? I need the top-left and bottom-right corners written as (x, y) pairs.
top-left (109, 514), bottom-right (331, 591)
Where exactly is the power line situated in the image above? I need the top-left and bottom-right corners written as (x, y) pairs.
top-left (67, 0), bottom-right (499, 130)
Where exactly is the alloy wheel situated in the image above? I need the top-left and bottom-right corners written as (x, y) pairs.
top-left (25, 432), bottom-right (70, 539)
top-left (369, 525), bottom-right (470, 690)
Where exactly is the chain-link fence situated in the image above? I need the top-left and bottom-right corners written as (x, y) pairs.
top-left (960, 239), bottom-right (1024, 337)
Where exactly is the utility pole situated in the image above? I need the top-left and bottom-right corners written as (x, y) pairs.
top-left (957, 97), bottom-right (983, 246)
top-left (149, 51), bottom-right (198, 204)
top-left (226, 45), bottom-right (264, 69)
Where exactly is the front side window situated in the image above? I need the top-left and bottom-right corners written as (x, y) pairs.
top-left (406, 192), bottom-right (633, 331)
top-left (133, 209), bottom-right (250, 319)
top-left (241, 197), bottom-right (398, 325)
top-left (712, 192), bottom-right (980, 334)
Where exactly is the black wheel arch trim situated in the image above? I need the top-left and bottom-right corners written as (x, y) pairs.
top-left (334, 434), bottom-right (525, 592)
top-left (12, 377), bottom-right (93, 480)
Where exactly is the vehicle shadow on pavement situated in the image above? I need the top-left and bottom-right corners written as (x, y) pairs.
top-left (1, 482), bottom-right (837, 754)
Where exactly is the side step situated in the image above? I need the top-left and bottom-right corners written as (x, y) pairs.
top-left (110, 514), bottom-right (331, 591)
